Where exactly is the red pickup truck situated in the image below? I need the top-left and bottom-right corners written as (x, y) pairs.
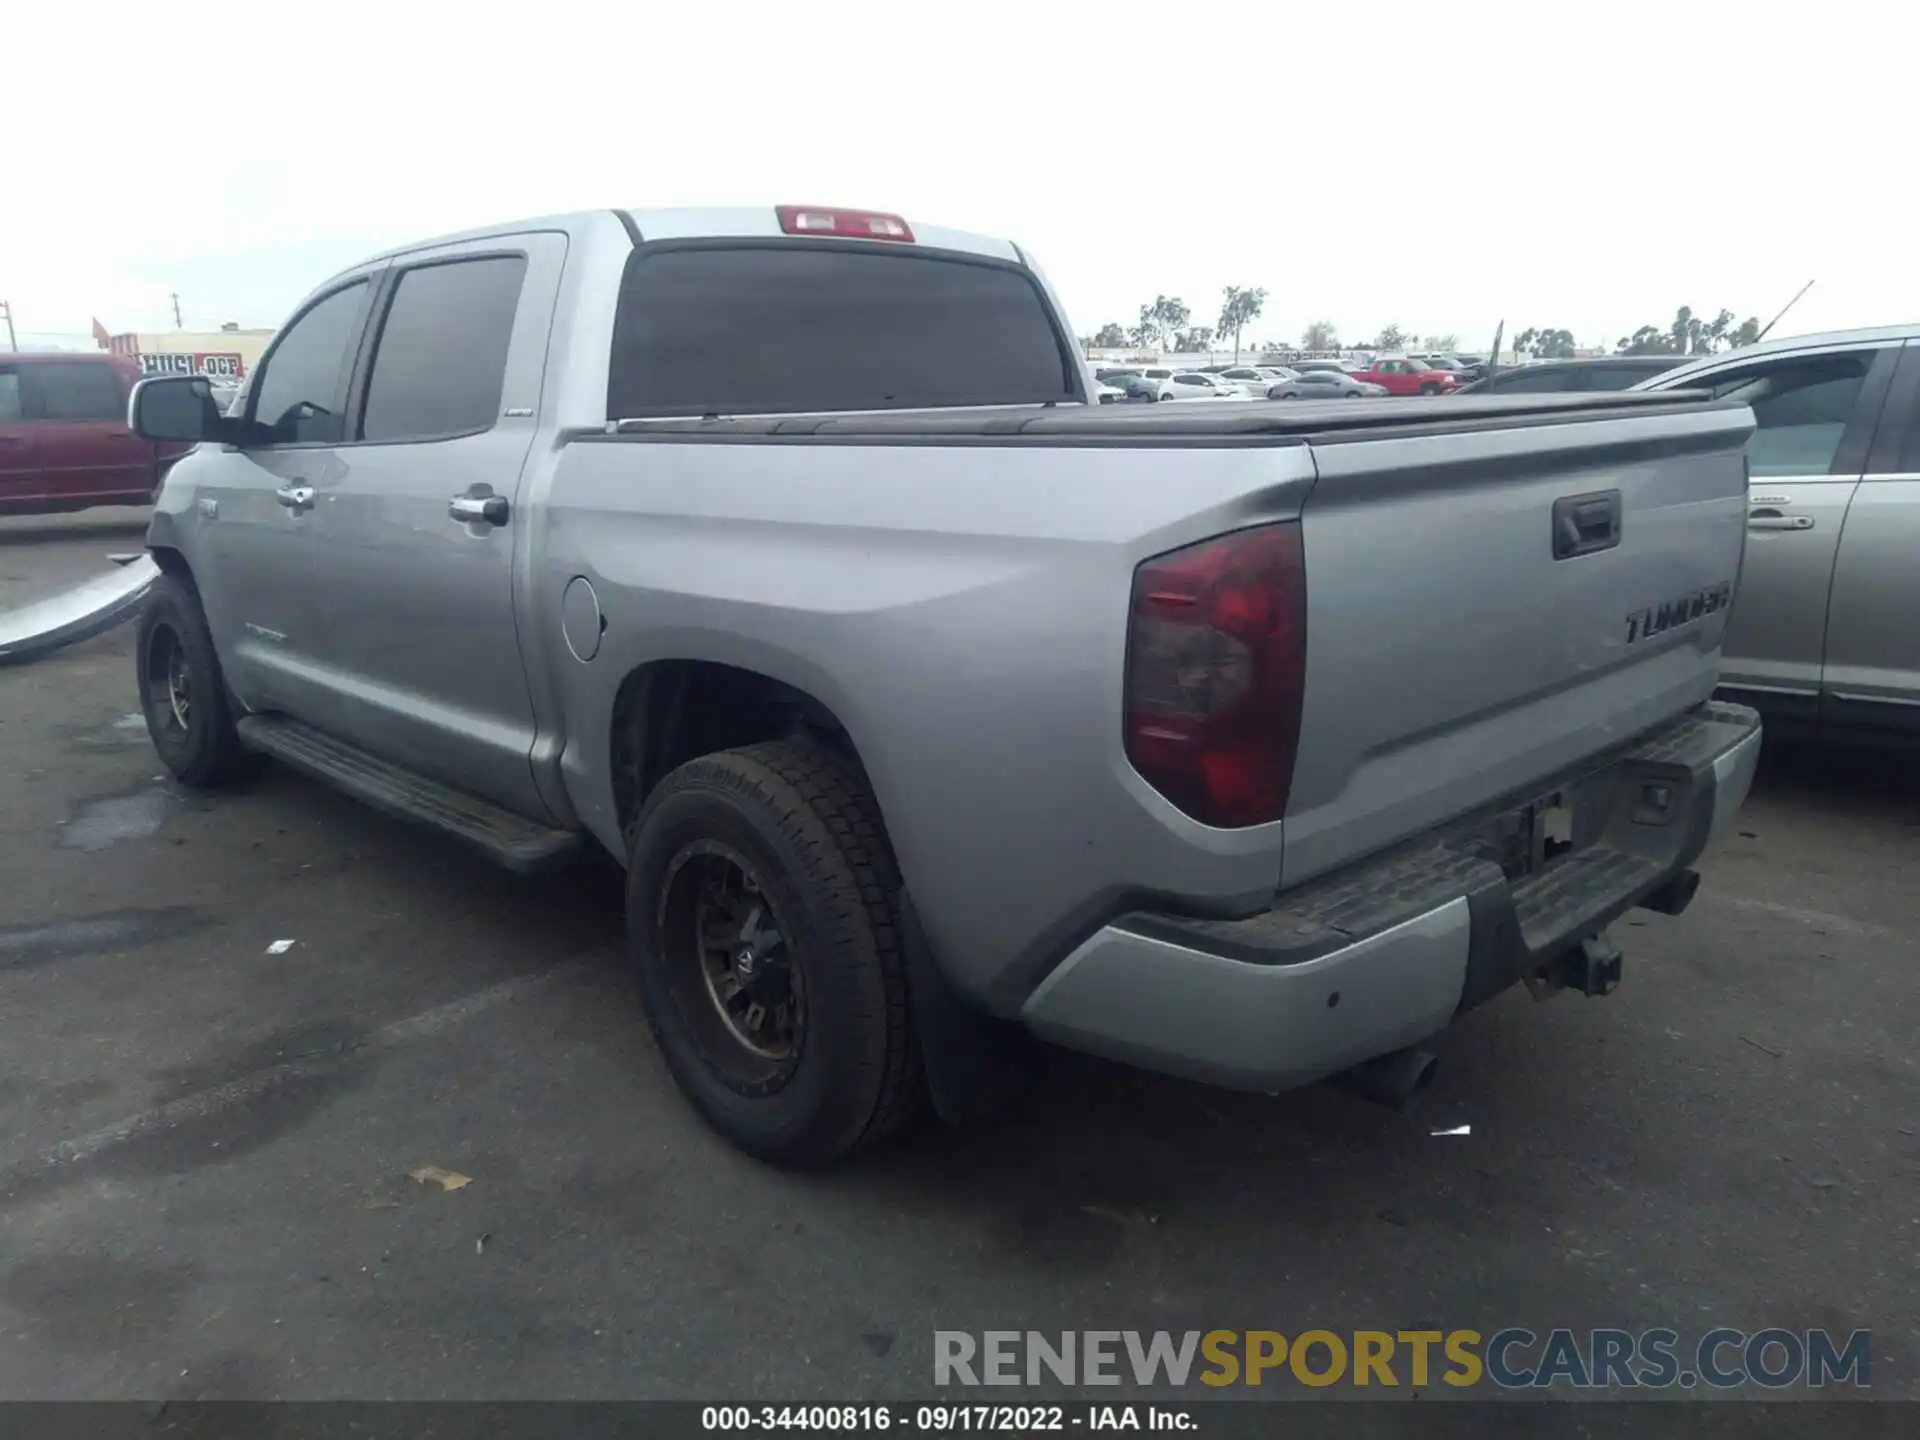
top-left (0, 353), bottom-right (192, 514)
top-left (1348, 355), bottom-right (1462, 396)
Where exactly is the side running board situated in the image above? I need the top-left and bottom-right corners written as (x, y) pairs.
top-left (236, 714), bottom-right (583, 874)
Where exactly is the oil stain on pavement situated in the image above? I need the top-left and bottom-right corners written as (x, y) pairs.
top-left (58, 781), bottom-right (180, 852)
top-left (0, 906), bottom-right (212, 972)
top-left (0, 1253), bottom-right (204, 1353)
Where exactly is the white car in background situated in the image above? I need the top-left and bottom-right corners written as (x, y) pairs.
top-left (1164, 371), bottom-right (1251, 401)
top-left (1216, 365), bottom-right (1295, 397)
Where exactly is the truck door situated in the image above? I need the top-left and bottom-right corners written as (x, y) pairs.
top-left (187, 274), bottom-right (382, 712)
top-left (1677, 341), bottom-right (1899, 715)
top-left (1819, 339), bottom-right (1920, 730)
top-left (295, 233), bottom-right (566, 819)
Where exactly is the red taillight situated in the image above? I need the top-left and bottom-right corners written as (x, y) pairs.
top-left (776, 205), bottom-right (914, 243)
top-left (1123, 523), bottom-right (1308, 829)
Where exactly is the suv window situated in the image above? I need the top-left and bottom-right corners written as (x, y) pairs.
top-left (1704, 352), bottom-right (1874, 476)
top-left (608, 246), bottom-right (1075, 418)
top-left (1900, 394), bottom-right (1920, 474)
top-left (0, 367), bottom-right (22, 423)
top-left (1488, 367), bottom-right (1572, 394)
top-left (362, 256), bottom-right (527, 443)
top-left (249, 280), bottom-right (370, 444)
top-left (35, 361), bottom-right (125, 421)
top-left (1577, 364), bottom-right (1664, 392)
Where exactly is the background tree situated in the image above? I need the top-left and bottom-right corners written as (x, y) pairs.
top-left (1615, 305), bottom-right (1763, 356)
top-left (1515, 326), bottom-right (1578, 359)
top-left (1135, 295), bottom-right (1190, 352)
top-left (1420, 333), bottom-right (1460, 352)
top-left (1091, 322), bottom-right (1128, 348)
top-left (1670, 306), bottom-right (1701, 355)
top-left (1373, 323), bottom-right (1410, 350)
top-left (1617, 325), bottom-right (1676, 355)
top-left (1301, 320), bottom-right (1339, 351)
top-left (1217, 285), bottom-right (1267, 362)
top-left (1174, 325), bottom-right (1215, 353)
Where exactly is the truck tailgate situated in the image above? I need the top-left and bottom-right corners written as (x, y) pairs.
top-left (1282, 403), bottom-right (1756, 886)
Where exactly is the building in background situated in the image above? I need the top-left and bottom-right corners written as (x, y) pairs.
top-left (98, 320), bottom-right (275, 379)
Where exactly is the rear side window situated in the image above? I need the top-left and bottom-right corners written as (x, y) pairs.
top-left (362, 255), bottom-right (527, 443)
top-left (608, 245), bottom-right (1076, 418)
top-left (1569, 367), bottom-right (1635, 392)
top-left (1488, 367), bottom-right (1572, 394)
top-left (35, 362), bottom-right (125, 421)
top-left (0, 367), bottom-right (22, 422)
top-left (250, 280), bottom-right (370, 444)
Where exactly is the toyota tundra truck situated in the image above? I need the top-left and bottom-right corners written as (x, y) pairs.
top-left (127, 203), bottom-right (1762, 1164)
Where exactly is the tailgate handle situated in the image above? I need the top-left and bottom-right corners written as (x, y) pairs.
top-left (1552, 490), bottom-right (1622, 560)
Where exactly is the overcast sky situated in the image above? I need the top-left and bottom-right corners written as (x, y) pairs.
top-left (5, 3), bottom-right (1913, 353)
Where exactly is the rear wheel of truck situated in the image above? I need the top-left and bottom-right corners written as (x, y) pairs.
top-left (626, 740), bottom-right (922, 1166)
top-left (136, 572), bottom-right (255, 788)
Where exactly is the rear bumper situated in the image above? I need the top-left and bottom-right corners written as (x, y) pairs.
top-left (1020, 701), bottom-right (1763, 1091)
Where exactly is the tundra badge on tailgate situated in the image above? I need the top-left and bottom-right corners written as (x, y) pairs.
top-left (1625, 581), bottom-right (1734, 645)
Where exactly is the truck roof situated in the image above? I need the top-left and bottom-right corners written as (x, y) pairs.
top-left (351, 205), bottom-right (1022, 273)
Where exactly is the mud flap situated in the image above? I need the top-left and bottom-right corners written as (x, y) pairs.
top-left (900, 890), bottom-right (1048, 1123)
top-left (0, 555), bottom-right (160, 666)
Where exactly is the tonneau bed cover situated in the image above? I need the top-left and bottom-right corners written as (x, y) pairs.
top-left (608, 389), bottom-right (1729, 441)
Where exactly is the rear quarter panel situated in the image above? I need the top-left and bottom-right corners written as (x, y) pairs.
top-left (532, 436), bottom-right (1317, 1010)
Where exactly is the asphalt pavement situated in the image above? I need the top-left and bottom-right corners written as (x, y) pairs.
top-left (1, 510), bottom-right (1916, 1410)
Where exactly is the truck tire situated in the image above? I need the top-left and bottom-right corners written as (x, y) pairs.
top-left (1419, 383), bottom-right (1441, 395)
top-left (136, 571), bottom-right (255, 788)
top-left (626, 740), bottom-right (922, 1165)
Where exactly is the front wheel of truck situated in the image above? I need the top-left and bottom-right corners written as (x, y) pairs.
top-left (625, 740), bottom-right (922, 1165)
top-left (136, 572), bottom-right (255, 788)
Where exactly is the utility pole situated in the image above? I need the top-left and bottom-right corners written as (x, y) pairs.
top-left (1, 300), bottom-right (16, 351)
top-left (170, 292), bottom-right (183, 329)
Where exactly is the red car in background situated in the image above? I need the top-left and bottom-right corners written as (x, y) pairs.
top-left (1347, 355), bottom-right (1463, 396)
top-left (0, 352), bottom-right (193, 514)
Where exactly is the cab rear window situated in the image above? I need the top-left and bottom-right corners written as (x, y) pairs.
top-left (607, 244), bottom-right (1077, 418)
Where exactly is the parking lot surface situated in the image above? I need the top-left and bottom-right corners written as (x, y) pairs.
top-left (2, 511), bottom-right (1916, 1406)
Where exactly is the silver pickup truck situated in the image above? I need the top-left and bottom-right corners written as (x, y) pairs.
top-left (128, 204), bottom-right (1763, 1164)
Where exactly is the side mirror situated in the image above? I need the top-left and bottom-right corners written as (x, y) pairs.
top-left (129, 375), bottom-right (232, 444)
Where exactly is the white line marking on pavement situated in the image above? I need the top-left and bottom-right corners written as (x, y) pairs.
top-left (1706, 895), bottom-right (1891, 939)
top-left (4, 960), bottom-right (591, 1191)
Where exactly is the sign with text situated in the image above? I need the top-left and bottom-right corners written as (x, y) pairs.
top-left (139, 352), bottom-right (245, 379)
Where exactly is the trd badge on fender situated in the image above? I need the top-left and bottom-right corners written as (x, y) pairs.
top-left (1625, 580), bottom-right (1734, 645)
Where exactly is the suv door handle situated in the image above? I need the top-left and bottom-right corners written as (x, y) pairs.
top-left (275, 485), bottom-right (315, 511)
top-left (449, 494), bottom-right (509, 526)
top-left (1748, 510), bottom-right (1814, 531)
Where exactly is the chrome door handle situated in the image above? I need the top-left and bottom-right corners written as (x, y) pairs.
top-left (449, 494), bottom-right (509, 526)
top-left (274, 485), bottom-right (315, 511)
top-left (1747, 511), bottom-right (1814, 531)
